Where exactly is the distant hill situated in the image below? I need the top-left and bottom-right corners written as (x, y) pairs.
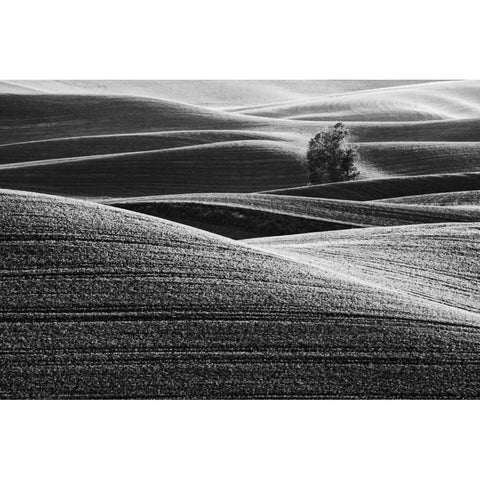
top-left (0, 79), bottom-right (439, 107)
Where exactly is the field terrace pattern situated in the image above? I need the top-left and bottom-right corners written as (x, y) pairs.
top-left (0, 80), bottom-right (479, 398)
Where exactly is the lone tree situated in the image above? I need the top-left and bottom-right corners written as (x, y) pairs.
top-left (306, 122), bottom-right (360, 184)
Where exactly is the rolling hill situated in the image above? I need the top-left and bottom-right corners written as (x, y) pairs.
top-left (233, 80), bottom-right (480, 121)
top-left (349, 118), bottom-right (480, 142)
top-left (2, 83), bottom-right (480, 200)
top-left (0, 140), bottom-right (307, 197)
top-left (2, 134), bottom-right (479, 198)
top-left (378, 190), bottom-right (480, 206)
top-left (267, 172), bottom-right (480, 201)
top-left (0, 80), bottom-right (436, 107)
top-left (2, 189), bottom-right (480, 399)
top-left (0, 130), bottom-right (300, 166)
top-left (0, 94), bottom-right (271, 144)
top-left (246, 223), bottom-right (480, 314)
top-left (107, 192), bottom-right (480, 239)
top-left (356, 142), bottom-right (480, 177)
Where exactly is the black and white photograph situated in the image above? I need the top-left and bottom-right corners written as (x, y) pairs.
top-left (2, 1), bottom-right (479, 478)
top-left (2, 78), bottom-right (480, 399)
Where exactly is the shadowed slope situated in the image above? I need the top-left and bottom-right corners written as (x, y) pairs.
top-left (2, 190), bottom-right (480, 398)
top-left (0, 130), bottom-right (298, 165)
top-left (357, 142), bottom-right (480, 177)
top-left (350, 118), bottom-right (480, 143)
top-left (3, 92), bottom-right (480, 199)
top-left (267, 172), bottom-right (480, 201)
top-left (3, 135), bottom-right (479, 196)
top-left (4, 93), bottom-right (480, 146)
top-left (0, 94), bottom-right (267, 144)
top-left (0, 140), bottom-right (307, 197)
top-left (108, 192), bottom-right (480, 239)
top-left (246, 223), bottom-right (480, 314)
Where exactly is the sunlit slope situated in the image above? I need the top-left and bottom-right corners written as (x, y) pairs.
top-left (236, 81), bottom-right (480, 121)
top-left (2, 190), bottom-right (480, 398)
top-left (0, 81), bottom-right (47, 94)
top-left (247, 223), bottom-right (480, 314)
top-left (379, 190), bottom-right (480, 206)
top-left (267, 172), bottom-right (480, 201)
top-left (0, 140), bottom-right (306, 197)
top-left (0, 80), bottom-right (433, 107)
top-left (108, 192), bottom-right (480, 239)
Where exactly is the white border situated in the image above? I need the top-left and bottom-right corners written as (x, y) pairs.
top-left (2, 0), bottom-right (479, 79)
top-left (0, 400), bottom-right (478, 480)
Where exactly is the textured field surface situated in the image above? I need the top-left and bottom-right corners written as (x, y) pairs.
top-left (377, 190), bottom-right (480, 207)
top-left (0, 130), bottom-right (300, 166)
top-left (349, 118), bottom-right (480, 143)
top-left (2, 136), bottom-right (479, 197)
top-left (356, 142), bottom-right (480, 177)
top-left (0, 80), bottom-right (429, 107)
top-left (267, 172), bottom-right (480, 201)
top-left (2, 85), bottom-right (480, 200)
top-left (107, 192), bottom-right (480, 239)
top-left (0, 94), bottom-right (274, 144)
top-left (234, 81), bottom-right (480, 121)
top-left (2, 190), bottom-right (480, 399)
top-left (246, 223), bottom-right (480, 314)
top-left (0, 140), bottom-right (307, 197)
top-left (3, 94), bottom-right (480, 146)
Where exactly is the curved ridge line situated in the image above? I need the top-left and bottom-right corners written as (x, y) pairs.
top-left (243, 241), bottom-right (480, 325)
top-left (0, 140), bottom-right (301, 171)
